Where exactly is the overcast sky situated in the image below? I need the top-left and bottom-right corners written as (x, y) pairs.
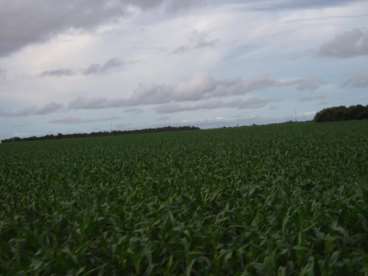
top-left (0, 0), bottom-right (367, 139)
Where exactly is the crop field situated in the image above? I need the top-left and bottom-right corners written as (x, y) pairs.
top-left (1, 121), bottom-right (368, 275)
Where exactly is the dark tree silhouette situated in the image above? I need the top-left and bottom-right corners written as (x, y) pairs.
top-left (314, 105), bottom-right (368, 122)
top-left (1, 126), bottom-right (200, 143)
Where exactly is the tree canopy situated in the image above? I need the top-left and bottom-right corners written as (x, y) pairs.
top-left (314, 105), bottom-right (368, 122)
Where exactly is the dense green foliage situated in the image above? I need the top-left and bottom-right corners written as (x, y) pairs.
top-left (1, 121), bottom-right (368, 275)
top-left (314, 105), bottom-right (368, 122)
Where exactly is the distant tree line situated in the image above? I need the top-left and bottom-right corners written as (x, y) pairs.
top-left (1, 126), bottom-right (200, 143)
top-left (314, 105), bottom-right (368, 122)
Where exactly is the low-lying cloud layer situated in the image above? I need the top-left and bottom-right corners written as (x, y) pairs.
top-left (69, 76), bottom-right (323, 110)
top-left (172, 31), bottom-right (219, 54)
top-left (83, 58), bottom-right (125, 75)
top-left (155, 98), bottom-right (271, 114)
top-left (49, 116), bottom-right (120, 125)
top-left (40, 69), bottom-right (75, 77)
top-left (0, 103), bottom-right (63, 117)
top-left (40, 58), bottom-right (128, 77)
top-left (0, 74), bottom-right (323, 118)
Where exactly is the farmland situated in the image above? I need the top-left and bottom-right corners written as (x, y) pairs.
top-left (1, 121), bottom-right (368, 275)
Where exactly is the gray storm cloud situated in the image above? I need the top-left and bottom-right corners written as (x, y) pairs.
top-left (69, 76), bottom-right (323, 110)
top-left (155, 98), bottom-right (271, 114)
top-left (0, 68), bottom-right (5, 80)
top-left (0, 102), bottom-right (63, 117)
top-left (83, 58), bottom-right (125, 75)
top-left (40, 69), bottom-right (75, 77)
top-left (319, 28), bottom-right (368, 58)
top-left (343, 73), bottom-right (368, 88)
top-left (40, 58), bottom-right (128, 77)
top-left (172, 31), bottom-right (219, 54)
top-left (0, 0), bottom-right (207, 57)
top-left (0, 0), bottom-right (364, 57)
top-left (49, 116), bottom-right (120, 125)
top-left (256, 0), bottom-right (364, 10)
